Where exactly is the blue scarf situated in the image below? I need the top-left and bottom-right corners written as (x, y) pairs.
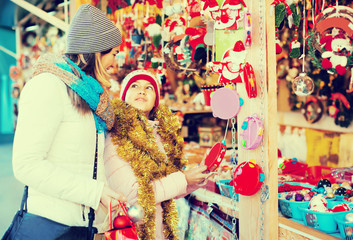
top-left (54, 58), bottom-right (108, 134)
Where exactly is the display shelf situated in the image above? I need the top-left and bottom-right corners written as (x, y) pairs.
top-left (278, 111), bottom-right (353, 133)
top-left (191, 188), bottom-right (238, 219)
top-left (279, 216), bottom-right (341, 240)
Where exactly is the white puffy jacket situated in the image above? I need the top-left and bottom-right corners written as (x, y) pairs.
top-left (12, 73), bottom-right (106, 227)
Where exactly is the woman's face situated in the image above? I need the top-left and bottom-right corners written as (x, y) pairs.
top-left (101, 46), bottom-right (120, 71)
top-left (125, 80), bottom-right (156, 116)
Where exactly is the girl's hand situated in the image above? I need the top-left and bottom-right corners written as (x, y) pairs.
top-left (100, 185), bottom-right (127, 210)
top-left (183, 165), bottom-right (208, 185)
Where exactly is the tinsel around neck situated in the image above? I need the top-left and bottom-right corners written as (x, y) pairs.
top-left (110, 99), bottom-right (187, 240)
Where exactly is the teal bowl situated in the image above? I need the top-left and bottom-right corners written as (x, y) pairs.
top-left (299, 201), bottom-right (353, 234)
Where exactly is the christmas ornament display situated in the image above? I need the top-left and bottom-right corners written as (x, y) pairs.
top-left (308, 5), bottom-right (353, 75)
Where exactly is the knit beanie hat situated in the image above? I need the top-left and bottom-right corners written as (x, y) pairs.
top-left (120, 70), bottom-right (161, 109)
top-left (66, 4), bottom-right (122, 54)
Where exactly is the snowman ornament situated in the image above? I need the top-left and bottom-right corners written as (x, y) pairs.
top-left (208, 40), bottom-right (247, 84)
top-left (321, 33), bottom-right (353, 75)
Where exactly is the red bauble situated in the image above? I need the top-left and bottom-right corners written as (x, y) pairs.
top-left (113, 215), bottom-right (131, 229)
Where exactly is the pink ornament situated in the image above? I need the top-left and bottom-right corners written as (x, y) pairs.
top-left (239, 114), bottom-right (264, 150)
top-left (210, 87), bottom-right (242, 120)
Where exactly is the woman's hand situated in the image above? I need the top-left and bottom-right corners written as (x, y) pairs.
top-left (183, 165), bottom-right (209, 185)
top-left (100, 185), bottom-right (127, 210)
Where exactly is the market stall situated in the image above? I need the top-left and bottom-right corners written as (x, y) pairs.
top-left (7, 0), bottom-right (353, 239)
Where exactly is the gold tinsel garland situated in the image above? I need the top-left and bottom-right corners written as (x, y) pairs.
top-left (110, 99), bottom-right (187, 240)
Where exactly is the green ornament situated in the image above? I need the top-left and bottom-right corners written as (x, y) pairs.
top-left (275, 3), bottom-right (286, 28)
top-left (289, 47), bottom-right (301, 58)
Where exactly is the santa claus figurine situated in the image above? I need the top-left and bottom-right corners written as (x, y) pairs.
top-left (208, 40), bottom-right (247, 84)
top-left (321, 33), bottom-right (353, 75)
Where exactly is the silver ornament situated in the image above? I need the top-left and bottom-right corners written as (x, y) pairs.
top-left (345, 213), bottom-right (353, 223)
top-left (292, 72), bottom-right (314, 97)
top-left (127, 204), bottom-right (145, 222)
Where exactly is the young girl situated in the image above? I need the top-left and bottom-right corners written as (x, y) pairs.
top-left (104, 70), bottom-right (209, 239)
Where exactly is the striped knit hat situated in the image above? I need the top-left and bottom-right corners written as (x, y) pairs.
top-left (66, 4), bottom-right (122, 54)
top-left (120, 70), bottom-right (161, 109)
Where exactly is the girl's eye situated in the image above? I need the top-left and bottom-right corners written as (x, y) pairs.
top-left (131, 84), bottom-right (138, 88)
top-left (146, 86), bottom-right (154, 90)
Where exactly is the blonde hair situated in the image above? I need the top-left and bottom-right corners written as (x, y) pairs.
top-left (94, 52), bottom-right (111, 88)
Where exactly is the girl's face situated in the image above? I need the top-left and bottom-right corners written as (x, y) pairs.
top-left (101, 46), bottom-right (120, 71)
top-left (125, 80), bottom-right (156, 117)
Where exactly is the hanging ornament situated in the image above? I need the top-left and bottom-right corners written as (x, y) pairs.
top-left (301, 96), bottom-right (323, 124)
top-left (292, 72), bottom-right (315, 97)
top-left (272, 0), bottom-right (296, 55)
top-left (243, 62), bottom-right (257, 98)
top-left (328, 92), bottom-right (352, 128)
top-left (204, 140), bottom-right (227, 172)
top-left (243, 10), bottom-right (252, 47)
top-left (239, 114), bottom-right (264, 150)
top-left (208, 40), bottom-right (247, 84)
top-left (288, 3), bottom-right (301, 58)
top-left (210, 86), bottom-right (243, 120)
top-left (231, 159), bottom-right (264, 196)
top-left (292, 1), bottom-right (314, 97)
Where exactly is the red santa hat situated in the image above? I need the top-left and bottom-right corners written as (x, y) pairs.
top-left (320, 35), bottom-right (333, 52)
top-left (222, 0), bottom-right (247, 10)
top-left (233, 40), bottom-right (246, 52)
top-left (222, 41), bottom-right (246, 60)
top-left (201, 0), bottom-right (219, 12)
top-left (120, 70), bottom-right (161, 108)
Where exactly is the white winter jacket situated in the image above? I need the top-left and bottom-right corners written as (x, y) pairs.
top-left (12, 73), bottom-right (107, 227)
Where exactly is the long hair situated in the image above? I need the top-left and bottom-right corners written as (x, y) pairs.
top-left (64, 49), bottom-right (112, 113)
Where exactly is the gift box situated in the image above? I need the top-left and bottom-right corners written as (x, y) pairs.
top-left (198, 126), bottom-right (222, 147)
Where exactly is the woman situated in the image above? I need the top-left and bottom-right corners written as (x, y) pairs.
top-left (104, 70), bottom-right (209, 239)
top-left (10, 4), bottom-right (126, 239)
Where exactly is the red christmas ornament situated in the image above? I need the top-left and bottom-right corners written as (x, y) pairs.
top-left (231, 160), bottom-right (264, 196)
top-left (113, 215), bottom-right (132, 229)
